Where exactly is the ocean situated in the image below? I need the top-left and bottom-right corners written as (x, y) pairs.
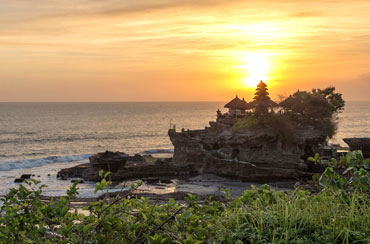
top-left (0, 101), bottom-right (369, 197)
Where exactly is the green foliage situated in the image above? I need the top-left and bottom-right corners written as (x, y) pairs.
top-left (232, 116), bottom-right (259, 130)
top-left (312, 86), bottom-right (345, 113)
top-left (279, 86), bottom-right (344, 138)
top-left (319, 150), bottom-right (370, 193)
top-left (260, 113), bottom-right (297, 143)
top-left (1, 154), bottom-right (369, 243)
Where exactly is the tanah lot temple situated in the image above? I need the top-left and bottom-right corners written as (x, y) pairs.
top-left (220, 80), bottom-right (277, 118)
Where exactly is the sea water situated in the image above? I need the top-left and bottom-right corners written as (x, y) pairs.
top-left (0, 101), bottom-right (369, 197)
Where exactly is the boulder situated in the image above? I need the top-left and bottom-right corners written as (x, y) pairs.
top-left (89, 151), bottom-right (129, 172)
top-left (14, 174), bottom-right (33, 182)
top-left (20, 174), bottom-right (32, 179)
top-left (343, 138), bottom-right (370, 157)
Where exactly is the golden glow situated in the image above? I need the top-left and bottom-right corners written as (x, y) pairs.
top-left (0, 1), bottom-right (370, 101)
top-left (238, 52), bottom-right (270, 88)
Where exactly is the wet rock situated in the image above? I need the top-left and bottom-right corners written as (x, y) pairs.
top-left (14, 174), bottom-right (33, 182)
top-left (89, 151), bottom-right (129, 172)
top-left (343, 138), bottom-right (370, 157)
top-left (57, 162), bottom-right (197, 182)
top-left (144, 177), bottom-right (160, 184)
top-left (71, 179), bottom-right (84, 184)
top-left (20, 174), bottom-right (32, 179)
top-left (128, 154), bottom-right (145, 162)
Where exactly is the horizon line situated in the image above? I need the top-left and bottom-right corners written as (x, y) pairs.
top-left (0, 100), bottom-right (369, 103)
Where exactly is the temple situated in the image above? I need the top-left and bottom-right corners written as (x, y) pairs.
top-left (224, 95), bottom-right (249, 115)
top-left (223, 80), bottom-right (278, 117)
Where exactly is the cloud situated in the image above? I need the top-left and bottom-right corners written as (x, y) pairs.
top-left (1, 0), bottom-right (370, 101)
top-left (289, 11), bottom-right (322, 18)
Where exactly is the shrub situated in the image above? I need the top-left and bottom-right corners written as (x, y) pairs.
top-left (1, 158), bottom-right (369, 243)
top-left (232, 116), bottom-right (259, 130)
top-left (319, 150), bottom-right (370, 193)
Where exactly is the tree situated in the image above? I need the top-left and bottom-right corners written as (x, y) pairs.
top-left (279, 86), bottom-right (345, 138)
top-left (312, 87), bottom-right (345, 113)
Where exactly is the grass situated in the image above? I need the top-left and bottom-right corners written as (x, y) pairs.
top-left (232, 116), bottom-right (259, 130)
top-left (1, 180), bottom-right (369, 243)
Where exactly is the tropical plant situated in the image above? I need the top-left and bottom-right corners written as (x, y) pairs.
top-left (0, 158), bottom-right (369, 243)
top-left (319, 150), bottom-right (370, 193)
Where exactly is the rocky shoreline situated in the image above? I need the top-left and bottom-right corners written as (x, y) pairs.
top-left (55, 113), bottom-right (369, 198)
top-left (57, 126), bottom-right (327, 185)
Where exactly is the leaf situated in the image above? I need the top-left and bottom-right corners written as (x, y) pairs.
top-left (104, 171), bottom-right (111, 178)
top-left (61, 206), bottom-right (69, 216)
top-left (343, 167), bottom-right (354, 175)
top-left (99, 169), bottom-right (104, 178)
top-left (307, 157), bottom-right (315, 162)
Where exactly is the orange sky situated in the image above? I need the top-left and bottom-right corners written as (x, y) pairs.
top-left (1, 0), bottom-right (369, 102)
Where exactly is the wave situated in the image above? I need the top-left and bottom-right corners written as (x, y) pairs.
top-left (0, 133), bottom-right (163, 145)
top-left (141, 149), bottom-right (174, 155)
top-left (0, 154), bottom-right (92, 171)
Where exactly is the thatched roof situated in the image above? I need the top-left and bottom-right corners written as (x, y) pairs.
top-left (224, 96), bottom-right (249, 110)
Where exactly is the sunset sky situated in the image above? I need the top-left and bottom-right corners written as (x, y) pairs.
top-left (1, 0), bottom-right (369, 102)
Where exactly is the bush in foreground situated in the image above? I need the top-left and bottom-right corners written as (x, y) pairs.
top-left (1, 153), bottom-right (369, 243)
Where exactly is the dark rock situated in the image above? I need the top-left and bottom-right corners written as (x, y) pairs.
top-left (48, 174), bottom-right (51, 176)
top-left (128, 154), bottom-right (145, 162)
top-left (160, 179), bottom-right (172, 184)
top-left (163, 158), bottom-right (172, 163)
top-left (168, 125), bottom-right (325, 180)
top-left (71, 179), bottom-right (84, 184)
top-left (20, 174), bottom-right (32, 179)
top-left (57, 162), bottom-right (197, 182)
top-left (343, 138), bottom-right (370, 158)
top-left (57, 118), bottom-right (329, 183)
top-left (89, 151), bottom-right (129, 172)
top-left (144, 177), bottom-right (160, 184)
top-left (14, 178), bottom-right (25, 183)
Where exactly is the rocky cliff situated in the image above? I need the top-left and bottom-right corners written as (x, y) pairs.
top-left (58, 118), bottom-right (328, 182)
top-left (168, 122), bottom-right (326, 180)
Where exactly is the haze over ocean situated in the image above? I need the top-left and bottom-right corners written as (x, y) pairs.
top-left (0, 101), bottom-right (369, 196)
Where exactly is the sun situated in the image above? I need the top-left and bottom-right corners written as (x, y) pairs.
top-left (239, 52), bottom-right (270, 88)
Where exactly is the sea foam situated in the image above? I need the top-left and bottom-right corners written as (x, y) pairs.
top-left (0, 154), bottom-right (92, 171)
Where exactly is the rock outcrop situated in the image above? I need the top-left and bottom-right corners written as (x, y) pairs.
top-left (343, 138), bottom-right (370, 157)
top-left (168, 124), bottom-right (326, 180)
top-left (89, 151), bottom-right (129, 172)
top-left (57, 159), bottom-right (196, 182)
top-left (58, 119), bottom-right (328, 182)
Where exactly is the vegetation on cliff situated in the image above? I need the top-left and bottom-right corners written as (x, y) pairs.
top-left (233, 85), bottom-right (345, 140)
top-left (1, 151), bottom-right (369, 243)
